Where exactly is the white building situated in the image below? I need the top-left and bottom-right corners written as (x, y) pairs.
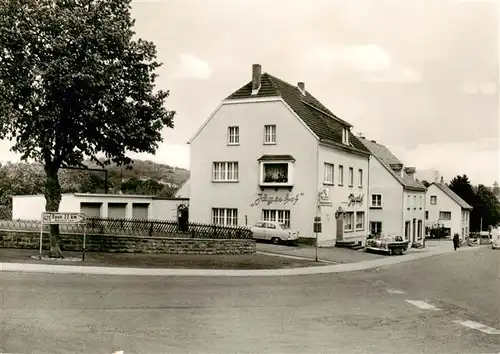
top-left (425, 178), bottom-right (472, 237)
top-left (12, 193), bottom-right (189, 221)
top-left (360, 138), bottom-right (427, 246)
top-left (187, 64), bottom-right (372, 245)
top-left (175, 176), bottom-right (190, 199)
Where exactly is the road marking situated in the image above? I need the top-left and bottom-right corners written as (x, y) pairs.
top-left (404, 300), bottom-right (439, 310)
top-left (255, 251), bottom-right (337, 264)
top-left (387, 289), bottom-right (405, 295)
top-left (455, 320), bottom-right (500, 334)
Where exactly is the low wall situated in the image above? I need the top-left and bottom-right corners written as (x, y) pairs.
top-left (0, 230), bottom-right (256, 255)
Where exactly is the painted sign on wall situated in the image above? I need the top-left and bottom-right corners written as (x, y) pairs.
top-left (347, 193), bottom-right (364, 207)
top-left (250, 192), bottom-right (304, 207)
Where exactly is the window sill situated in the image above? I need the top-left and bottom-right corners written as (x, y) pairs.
top-left (263, 142), bottom-right (276, 145)
top-left (358, 185), bottom-right (363, 188)
top-left (227, 143), bottom-right (240, 146)
top-left (323, 182), bottom-right (334, 186)
top-left (344, 229), bottom-right (353, 233)
top-left (370, 206), bottom-right (382, 209)
top-left (212, 180), bottom-right (239, 183)
top-left (348, 184), bottom-right (354, 187)
top-left (338, 184), bottom-right (344, 187)
top-left (356, 228), bottom-right (364, 231)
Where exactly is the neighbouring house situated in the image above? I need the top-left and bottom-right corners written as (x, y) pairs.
top-left (359, 138), bottom-right (427, 246)
top-left (175, 175), bottom-right (190, 199)
top-left (187, 64), bottom-right (371, 246)
top-left (11, 193), bottom-right (189, 221)
top-left (425, 177), bottom-right (472, 238)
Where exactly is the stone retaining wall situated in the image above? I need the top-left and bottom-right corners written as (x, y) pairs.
top-left (0, 230), bottom-right (256, 255)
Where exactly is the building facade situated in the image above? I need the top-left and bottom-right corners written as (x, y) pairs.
top-left (360, 138), bottom-right (427, 246)
top-left (425, 179), bottom-right (472, 237)
top-left (12, 193), bottom-right (189, 221)
top-left (187, 64), bottom-right (371, 245)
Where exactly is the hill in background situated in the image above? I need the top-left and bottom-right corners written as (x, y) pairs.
top-left (0, 159), bottom-right (190, 207)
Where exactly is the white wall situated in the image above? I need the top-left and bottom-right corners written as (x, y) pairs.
top-left (175, 179), bottom-right (190, 198)
top-left (425, 184), bottom-right (462, 236)
top-left (12, 193), bottom-right (188, 221)
top-left (188, 98), bottom-right (319, 237)
top-left (317, 144), bottom-right (369, 244)
top-left (12, 194), bottom-right (78, 220)
top-left (403, 189), bottom-right (426, 244)
top-left (366, 157), bottom-right (403, 237)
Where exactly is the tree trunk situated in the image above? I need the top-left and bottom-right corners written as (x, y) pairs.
top-left (44, 164), bottom-right (64, 258)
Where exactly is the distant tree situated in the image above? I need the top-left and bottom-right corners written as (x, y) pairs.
top-left (449, 175), bottom-right (481, 230)
top-left (493, 181), bottom-right (500, 198)
top-left (475, 184), bottom-right (500, 229)
top-left (432, 169), bottom-right (441, 183)
top-left (0, 0), bottom-right (175, 257)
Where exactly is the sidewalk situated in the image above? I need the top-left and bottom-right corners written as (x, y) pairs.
top-left (0, 240), bottom-right (486, 277)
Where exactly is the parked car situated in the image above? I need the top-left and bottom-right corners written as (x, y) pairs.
top-left (491, 228), bottom-right (500, 250)
top-left (250, 221), bottom-right (299, 245)
top-left (365, 234), bottom-right (409, 255)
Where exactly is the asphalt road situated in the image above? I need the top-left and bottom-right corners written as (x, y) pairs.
top-left (1, 248), bottom-right (498, 354)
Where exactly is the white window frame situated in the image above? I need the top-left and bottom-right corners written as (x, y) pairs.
top-left (264, 124), bottom-right (276, 144)
top-left (262, 209), bottom-right (291, 227)
top-left (212, 162), bottom-right (239, 182)
top-left (212, 208), bottom-right (238, 226)
top-left (348, 167), bottom-right (354, 187)
top-left (324, 163), bottom-right (334, 184)
top-left (342, 127), bottom-right (350, 145)
top-left (344, 211), bottom-right (354, 232)
top-left (338, 165), bottom-right (344, 185)
top-left (260, 161), bottom-right (293, 187)
top-left (355, 211), bottom-right (365, 231)
top-left (371, 194), bottom-right (382, 208)
top-left (430, 195), bottom-right (437, 205)
top-left (358, 169), bottom-right (363, 188)
top-left (439, 211), bottom-right (451, 220)
top-left (370, 221), bottom-right (382, 235)
top-left (227, 126), bottom-right (239, 145)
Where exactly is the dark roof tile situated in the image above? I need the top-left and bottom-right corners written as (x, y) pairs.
top-left (226, 73), bottom-right (370, 155)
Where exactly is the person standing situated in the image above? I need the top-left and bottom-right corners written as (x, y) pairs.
top-left (453, 233), bottom-right (460, 251)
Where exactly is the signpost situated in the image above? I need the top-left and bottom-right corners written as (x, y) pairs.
top-left (40, 212), bottom-right (87, 260)
top-left (313, 216), bottom-right (322, 262)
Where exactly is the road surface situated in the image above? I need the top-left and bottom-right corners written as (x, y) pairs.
top-left (1, 247), bottom-right (498, 353)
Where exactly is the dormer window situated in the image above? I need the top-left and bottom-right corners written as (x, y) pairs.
top-left (342, 127), bottom-right (350, 145)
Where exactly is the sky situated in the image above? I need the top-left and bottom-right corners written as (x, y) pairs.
top-left (0, 0), bottom-right (499, 186)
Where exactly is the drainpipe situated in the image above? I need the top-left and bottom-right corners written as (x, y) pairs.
top-left (315, 141), bottom-right (320, 247)
top-left (367, 155), bottom-right (371, 241)
top-left (402, 188), bottom-right (406, 246)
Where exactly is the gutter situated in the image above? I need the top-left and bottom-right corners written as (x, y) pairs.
top-left (319, 140), bottom-right (370, 158)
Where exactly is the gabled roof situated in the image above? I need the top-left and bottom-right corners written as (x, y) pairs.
top-left (359, 138), bottom-right (427, 191)
top-left (430, 182), bottom-right (473, 210)
top-left (226, 73), bottom-right (370, 156)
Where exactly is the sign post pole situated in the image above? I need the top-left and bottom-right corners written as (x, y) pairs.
top-left (313, 216), bottom-right (322, 262)
top-left (82, 223), bottom-right (87, 261)
top-left (39, 213), bottom-right (44, 260)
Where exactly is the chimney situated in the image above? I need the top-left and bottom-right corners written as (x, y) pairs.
top-left (404, 167), bottom-right (416, 181)
top-left (371, 140), bottom-right (377, 143)
top-left (440, 176), bottom-right (444, 184)
top-left (251, 64), bottom-right (262, 94)
top-left (297, 82), bottom-right (306, 95)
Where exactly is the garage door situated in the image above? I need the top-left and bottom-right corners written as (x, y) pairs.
top-left (108, 203), bottom-right (127, 219)
top-left (132, 203), bottom-right (149, 219)
top-left (80, 202), bottom-right (102, 217)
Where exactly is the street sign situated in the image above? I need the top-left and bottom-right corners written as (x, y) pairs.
top-left (313, 222), bottom-right (322, 233)
top-left (42, 212), bottom-right (86, 225)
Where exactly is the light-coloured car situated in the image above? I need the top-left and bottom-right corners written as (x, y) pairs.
top-left (250, 220), bottom-right (299, 244)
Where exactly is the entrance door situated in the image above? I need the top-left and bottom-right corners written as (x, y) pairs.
top-left (336, 218), bottom-right (344, 241)
top-left (412, 219), bottom-right (416, 243)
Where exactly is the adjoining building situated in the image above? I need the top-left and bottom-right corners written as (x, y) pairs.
top-left (187, 64), bottom-right (371, 245)
top-left (425, 178), bottom-right (472, 238)
top-left (12, 193), bottom-right (189, 221)
top-left (359, 138), bottom-right (427, 246)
